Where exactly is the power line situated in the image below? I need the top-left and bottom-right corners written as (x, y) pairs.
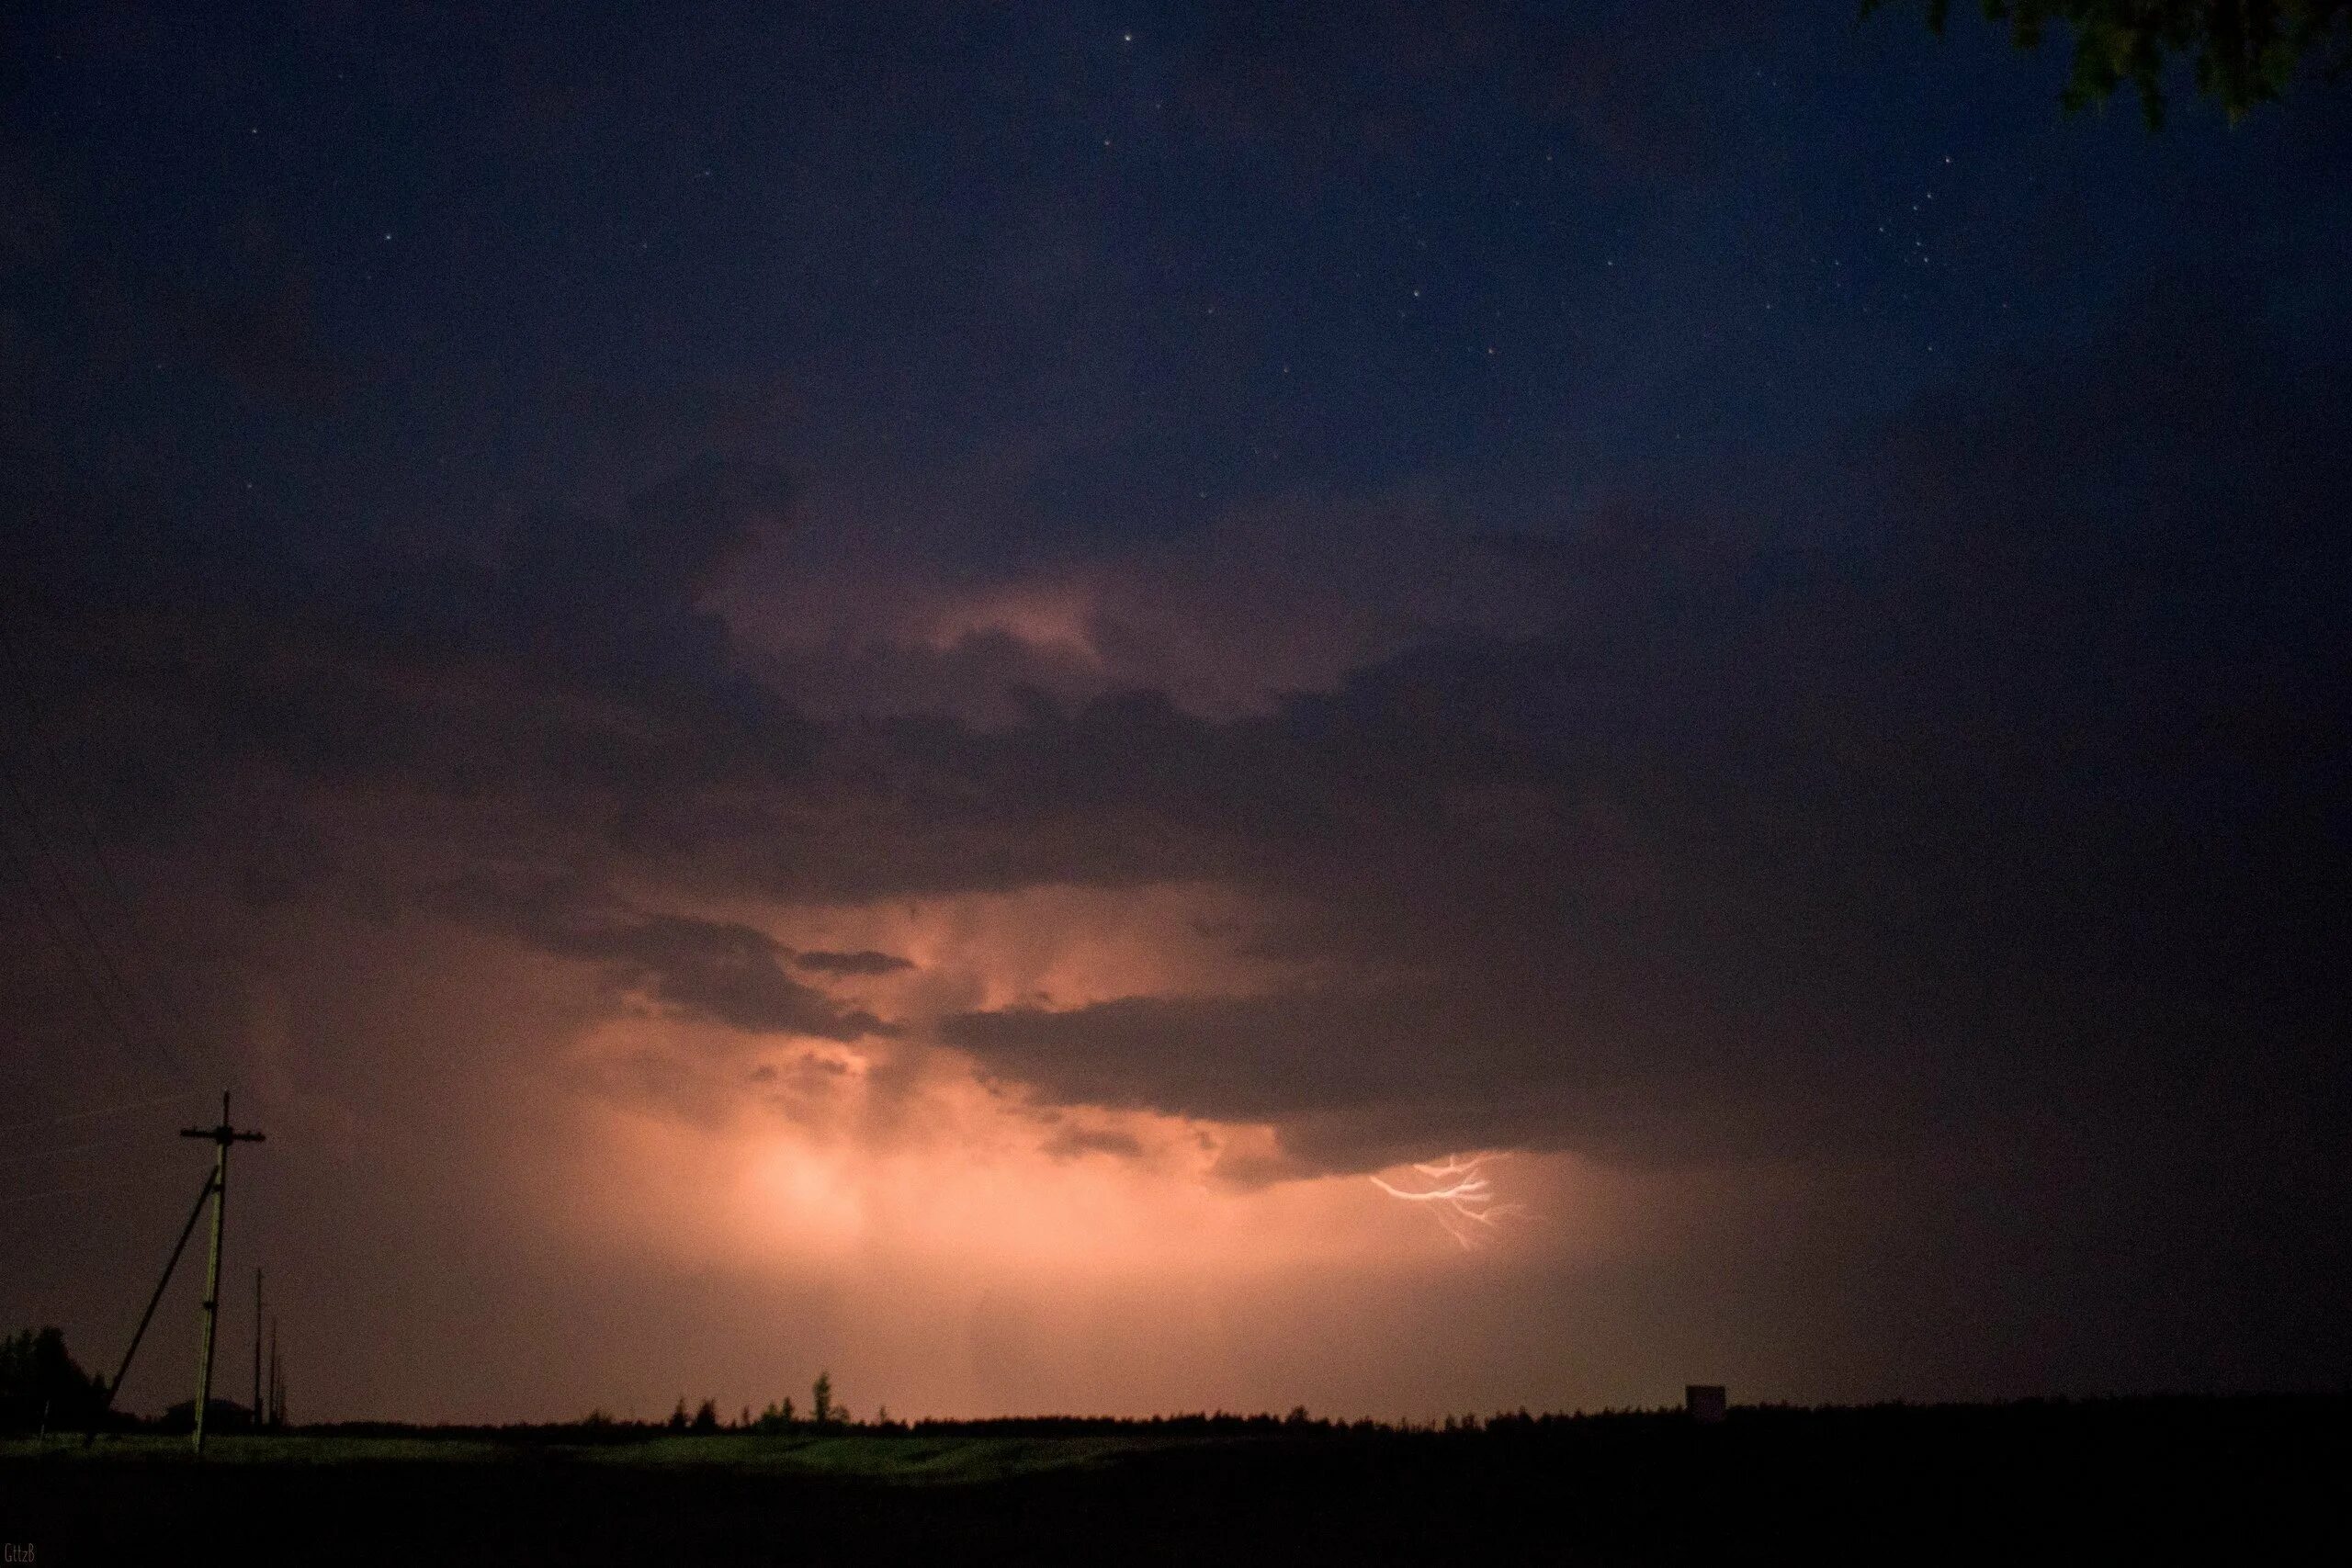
top-left (0, 1169), bottom-right (194, 1208)
top-left (0, 613), bottom-right (158, 930)
top-left (0, 1132), bottom-right (155, 1167)
top-left (0, 795), bottom-right (168, 1081)
top-left (0, 610), bottom-right (191, 1067)
top-left (0, 710), bottom-right (188, 1082)
top-left (0, 1089), bottom-right (209, 1134)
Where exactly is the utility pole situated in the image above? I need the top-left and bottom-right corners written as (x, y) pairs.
top-left (180, 1090), bottom-right (265, 1458)
top-left (266, 1314), bottom-right (282, 1429)
top-left (252, 1268), bottom-right (263, 1428)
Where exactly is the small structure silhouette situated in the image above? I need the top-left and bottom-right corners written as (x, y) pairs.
top-left (1687, 1385), bottom-right (1727, 1424)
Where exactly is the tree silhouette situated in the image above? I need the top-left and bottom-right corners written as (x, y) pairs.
top-left (1, 1327), bottom-right (105, 1434)
top-left (691, 1398), bottom-right (719, 1433)
top-left (1863, 1), bottom-right (2352, 124)
top-left (811, 1371), bottom-right (834, 1427)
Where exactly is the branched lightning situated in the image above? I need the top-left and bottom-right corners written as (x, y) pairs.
top-left (1369, 1153), bottom-right (1527, 1249)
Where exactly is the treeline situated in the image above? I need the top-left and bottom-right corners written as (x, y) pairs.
top-left (19, 1324), bottom-right (2345, 1443)
top-left (1, 1325), bottom-right (284, 1435)
top-left (281, 1393), bottom-right (2352, 1447)
top-left (306, 1407), bottom-right (1606, 1443)
top-left (302, 1391), bottom-right (1624, 1444)
top-left (0, 1327), bottom-right (107, 1434)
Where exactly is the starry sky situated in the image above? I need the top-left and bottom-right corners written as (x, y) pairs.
top-left (3, 1), bottom-right (2347, 1423)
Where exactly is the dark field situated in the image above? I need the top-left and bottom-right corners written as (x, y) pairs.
top-left (3, 1397), bottom-right (2343, 1565)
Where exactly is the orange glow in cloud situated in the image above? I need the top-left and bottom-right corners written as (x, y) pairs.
top-left (914, 578), bottom-right (1104, 664)
top-left (487, 880), bottom-right (1649, 1417)
top-left (562, 1053), bottom-right (1429, 1282)
top-left (665, 879), bottom-right (1324, 1014)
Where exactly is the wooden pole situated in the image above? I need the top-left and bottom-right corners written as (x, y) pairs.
top-left (252, 1268), bottom-right (263, 1427)
top-left (180, 1090), bottom-right (265, 1458)
top-left (191, 1111), bottom-right (227, 1454)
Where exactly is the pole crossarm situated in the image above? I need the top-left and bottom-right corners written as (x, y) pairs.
top-left (179, 1122), bottom-right (266, 1147)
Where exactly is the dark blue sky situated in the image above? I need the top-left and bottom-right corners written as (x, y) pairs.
top-left (12, 2), bottom-right (2346, 567)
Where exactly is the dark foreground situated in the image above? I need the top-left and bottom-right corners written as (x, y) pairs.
top-left (3, 1397), bottom-right (2343, 1565)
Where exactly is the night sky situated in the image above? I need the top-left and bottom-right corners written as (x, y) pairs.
top-left (4, 2), bottom-right (2347, 1423)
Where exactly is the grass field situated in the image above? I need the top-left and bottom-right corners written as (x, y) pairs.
top-left (2, 1427), bottom-right (1167, 1481)
top-left (4, 1398), bottom-right (2346, 1564)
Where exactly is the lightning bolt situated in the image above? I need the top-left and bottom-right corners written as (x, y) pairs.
top-left (1370, 1153), bottom-right (1527, 1249)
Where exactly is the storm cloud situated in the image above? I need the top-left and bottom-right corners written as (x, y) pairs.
top-left (8, 288), bottom-right (2341, 1192)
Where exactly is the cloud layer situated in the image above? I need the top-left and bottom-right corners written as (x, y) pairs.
top-left (6, 291), bottom-right (2342, 1203)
